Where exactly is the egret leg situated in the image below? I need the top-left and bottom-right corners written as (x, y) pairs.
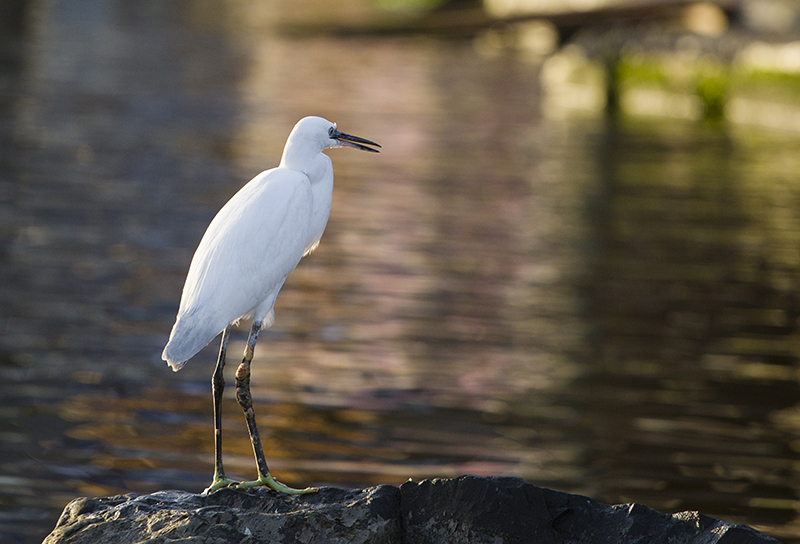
top-left (203, 326), bottom-right (238, 494)
top-left (235, 321), bottom-right (316, 494)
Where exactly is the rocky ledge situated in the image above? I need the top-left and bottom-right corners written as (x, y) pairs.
top-left (43, 475), bottom-right (778, 544)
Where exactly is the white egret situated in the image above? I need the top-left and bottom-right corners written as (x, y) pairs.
top-left (162, 116), bottom-right (380, 494)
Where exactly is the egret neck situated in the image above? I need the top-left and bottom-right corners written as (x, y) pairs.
top-left (279, 129), bottom-right (335, 256)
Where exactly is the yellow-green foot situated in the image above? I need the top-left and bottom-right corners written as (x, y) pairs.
top-left (237, 471), bottom-right (317, 494)
top-left (203, 475), bottom-right (238, 495)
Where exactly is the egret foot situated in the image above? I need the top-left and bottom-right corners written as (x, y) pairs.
top-left (237, 470), bottom-right (317, 494)
top-left (203, 475), bottom-right (239, 495)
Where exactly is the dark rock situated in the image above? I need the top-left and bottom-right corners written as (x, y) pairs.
top-left (401, 476), bottom-right (556, 543)
top-left (401, 476), bottom-right (779, 544)
top-left (43, 475), bottom-right (780, 544)
top-left (43, 485), bottom-right (401, 544)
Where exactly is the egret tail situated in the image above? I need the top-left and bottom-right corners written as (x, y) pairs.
top-left (162, 312), bottom-right (223, 371)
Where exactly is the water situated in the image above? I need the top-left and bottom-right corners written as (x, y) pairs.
top-left (1, 1), bottom-right (800, 542)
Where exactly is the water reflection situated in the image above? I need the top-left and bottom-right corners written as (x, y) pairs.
top-left (1, 2), bottom-right (800, 543)
top-left (574, 121), bottom-right (800, 535)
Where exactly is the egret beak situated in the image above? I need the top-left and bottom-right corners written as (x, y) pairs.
top-left (332, 130), bottom-right (381, 153)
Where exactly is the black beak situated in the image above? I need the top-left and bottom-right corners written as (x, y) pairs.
top-left (332, 130), bottom-right (381, 153)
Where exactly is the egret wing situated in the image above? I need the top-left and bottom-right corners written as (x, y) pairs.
top-left (163, 168), bottom-right (313, 368)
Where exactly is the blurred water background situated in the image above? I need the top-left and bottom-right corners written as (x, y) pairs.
top-left (3, 0), bottom-right (800, 542)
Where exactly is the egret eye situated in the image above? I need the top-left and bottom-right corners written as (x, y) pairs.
top-left (328, 126), bottom-right (335, 137)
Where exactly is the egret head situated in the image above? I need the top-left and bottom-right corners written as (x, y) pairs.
top-left (286, 116), bottom-right (380, 156)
